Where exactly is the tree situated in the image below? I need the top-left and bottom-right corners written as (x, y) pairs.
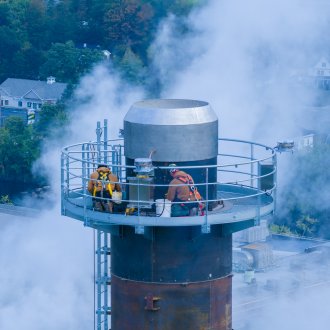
top-left (80, 0), bottom-right (108, 45)
top-left (269, 224), bottom-right (293, 235)
top-left (149, 0), bottom-right (201, 17)
top-left (104, 0), bottom-right (154, 61)
top-left (0, 117), bottom-right (39, 182)
top-left (46, 0), bottom-right (78, 44)
top-left (277, 143), bottom-right (330, 239)
top-left (11, 45), bottom-right (46, 79)
top-left (39, 41), bottom-right (104, 83)
top-left (119, 47), bottom-right (146, 83)
top-left (25, 0), bottom-right (48, 49)
top-left (295, 215), bottom-right (318, 237)
top-left (0, 26), bottom-right (20, 60)
top-left (34, 103), bottom-right (69, 139)
top-left (0, 2), bottom-right (10, 26)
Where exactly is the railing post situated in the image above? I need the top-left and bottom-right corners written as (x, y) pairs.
top-left (202, 167), bottom-right (210, 234)
top-left (96, 121), bottom-right (101, 164)
top-left (103, 119), bottom-right (108, 164)
top-left (103, 233), bottom-right (109, 330)
top-left (66, 152), bottom-right (69, 196)
top-left (96, 230), bottom-right (101, 330)
top-left (112, 145), bottom-right (116, 175)
top-left (119, 145), bottom-right (123, 182)
top-left (81, 143), bottom-right (87, 226)
top-left (273, 152), bottom-right (277, 212)
top-left (60, 152), bottom-right (65, 214)
top-left (250, 143), bottom-right (254, 188)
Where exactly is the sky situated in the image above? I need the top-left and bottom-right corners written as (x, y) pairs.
top-left (1, 0), bottom-right (330, 329)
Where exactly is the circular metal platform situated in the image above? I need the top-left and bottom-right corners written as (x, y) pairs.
top-left (63, 184), bottom-right (274, 228)
top-left (61, 137), bottom-right (276, 232)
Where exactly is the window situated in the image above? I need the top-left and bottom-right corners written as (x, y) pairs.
top-left (318, 70), bottom-right (324, 76)
top-left (32, 103), bottom-right (37, 109)
top-left (38, 103), bottom-right (42, 109)
top-left (18, 101), bottom-right (23, 107)
top-left (4, 100), bottom-right (9, 105)
top-left (0, 100), bottom-right (3, 106)
top-left (322, 62), bottom-right (326, 68)
top-left (27, 102), bottom-right (31, 108)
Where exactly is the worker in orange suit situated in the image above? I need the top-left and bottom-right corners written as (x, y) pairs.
top-left (166, 164), bottom-right (203, 217)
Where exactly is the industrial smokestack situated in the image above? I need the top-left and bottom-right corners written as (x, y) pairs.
top-left (61, 98), bottom-right (276, 330)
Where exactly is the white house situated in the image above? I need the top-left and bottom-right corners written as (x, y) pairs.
top-left (310, 57), bottom-right (330, 77)
top-left (0, 77), bottom-right (67, 110)
top-left (308, 57), bottom-right (330, 89)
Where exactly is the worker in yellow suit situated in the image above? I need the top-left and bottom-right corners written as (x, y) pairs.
top-left (88, 164), bottom-right (121, 212)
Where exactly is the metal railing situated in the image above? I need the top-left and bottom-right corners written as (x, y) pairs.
top-left (61, 138), bottom-right (277, 223)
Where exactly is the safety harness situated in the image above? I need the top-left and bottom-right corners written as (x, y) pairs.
top-left (93, 170), bottom-right (113, 197)
top-left (176, 175), bottom-right (202, 202)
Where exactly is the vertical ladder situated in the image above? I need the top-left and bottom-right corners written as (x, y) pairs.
top-left (95, 230), bottom-right (111, 330)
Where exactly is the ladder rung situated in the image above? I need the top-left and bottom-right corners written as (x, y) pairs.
top-left (96, 276), bottom-right (111, 285)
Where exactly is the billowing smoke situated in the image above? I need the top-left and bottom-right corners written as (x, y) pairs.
top-left (153, 0), bottom-right (330, 230)
top-left (0, 66), bottom-right (145, 329)
top-left (0, 212), bottom-right (94, 330)
top-left (153, 0), bottom-right (330, 143)
top-left (151, 1), bottom-right (330, 329)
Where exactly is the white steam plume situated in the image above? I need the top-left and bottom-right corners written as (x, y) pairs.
top-left (0, 65), bottom-right (144, 329)
top-left (153, 0), bottom-right (330, 144)
top-left (151, 1), bottom-right (330, 329)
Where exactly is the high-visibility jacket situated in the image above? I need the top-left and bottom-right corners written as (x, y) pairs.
top-left (87, 167), bottom-right (121, 196)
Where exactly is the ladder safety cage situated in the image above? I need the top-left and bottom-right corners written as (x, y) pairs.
top-left (95, 230), bottom-right (111, 330)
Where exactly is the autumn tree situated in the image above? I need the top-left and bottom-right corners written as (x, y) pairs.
top-left (104, 0), bottom-right (154, 61)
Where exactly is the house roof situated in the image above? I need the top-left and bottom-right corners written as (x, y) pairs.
top-left (314, 56), bottom-right (330, 69)
top-left (0, 78), bottom-right (67, 101)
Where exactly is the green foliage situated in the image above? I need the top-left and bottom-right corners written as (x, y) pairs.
top-left (0, 0), bottom-right (202, 83)
top-left (0, 104), bottom-right (69, 185)
top-left (0, 117), bottom-right (40, 182)
top-left (11, 45), bottom-right (46, 79)
top-left (295, 215), bottom-right (318, 237)
top-left (34, 103), bottom-right (69, 138)
top-left (269, 224), bottom-right (293, 235)
top-left (0, 195), bottom-right (13, 205)
top-left (0, 26), bottom-right (20, 59)
top-left (119, 47), bottom-right (146, 83)
top-left (151, 0), bottom-right (202, 17)
top-left (271, 215), bottom-right (319, 238)
top-left (39, 41), bottom-right (104, 83)
top-left (0, 0), bottom-right (202, 193)
top-left (47, 0), bottom-right (78, 44)
top-left (277, 143), bottom-right (330, 239)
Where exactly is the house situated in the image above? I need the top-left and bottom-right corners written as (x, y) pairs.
top-left (309, 57), bottom-right (330, 89)
top-left (0, 77), bottom-right (67, 125)
top-left (293, 57), bottom-right (330, 90)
